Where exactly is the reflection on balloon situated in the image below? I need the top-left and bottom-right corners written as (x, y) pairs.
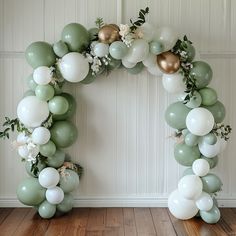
top-left (38, 167), bottom-right (60, 189)
top-left (157, 52), bottom-right (180, 74)
top-left (98, 24), bottom-right (120, 44)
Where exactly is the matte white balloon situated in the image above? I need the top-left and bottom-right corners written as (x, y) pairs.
top-left (195, 192), bottom-right (213, 211)
top-left (17, 133), bottom-right (29, 144)
top-left (142, 53), bottom-right (156, 68)
top-left (147, 65), bottom-right (163, 77)
top-left (162, 73), bottom-right (185, 94)
top-left (17, 96), bottom-right (49, 128)
top-left (94, 43), bottom-right (109, 57)
top-left (38, 167), bottom-right (60, 188)
top-left (33, 66), bottom-right (52, 85)
top-left (46, 186), bottom-right (64, 204)
top-left (186, 108), bottom-right (214, 136)
top-left (168, 189), bottom-right (198, 220)
top-left (192, 159), bottom-right (210, 176)
top-left (18, 145), bottom-right (29, 158)
top-left (138, 23), bottom-right (155, 42)
top-left (59, 52), bottom-right (89, 82)
top-left (32, 127), bottom-right (51, 145)
top-left (178, 175), bottom-right (203, 199)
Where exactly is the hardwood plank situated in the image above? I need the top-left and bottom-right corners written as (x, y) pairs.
top-left (218, 208), bottom-right (235, 234)
top-left (123, 208), bottom-right (137, 236)
top-left (151, 208), bottom-right (176, 236)
top-left (0, 208), bottom-right (13, 225)
top-left (86, 208), bottom-right (106, 233)
top-left (134, 208), bottom-right (156, 236)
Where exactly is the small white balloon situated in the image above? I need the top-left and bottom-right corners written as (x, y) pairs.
top-left (94, 43), bottom-right (109, 57)
top-left (18, 145), bottom-right (29, 158)
top-left (32, 127), bottom-right (50, 145)
top-left (192, 159), bottom-right (210, 176)
top-left (138, 23), bottom-right (155, 42)
top-left (186, 108), bottom-right (214, 136)
top-left (38, 167), bottom-right (60, 188)
top-left (142, 53), bottom-right (156, 68)
top-left (195, 192), bottom-right (213, 211)
top-left (33, 66), bottom-right (52, 85)
top-left (147, 65), bottom-right (163, 77)
top-left (46, 186), bottom-right (64, 204)
top-left (178, 175), bottom-right (203, 199)
top-left (162, 73), bottom-right (185, 94)
top-left (17, 133), bottom-right (29, 144)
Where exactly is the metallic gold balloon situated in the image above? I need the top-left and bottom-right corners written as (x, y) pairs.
top-left (156, 52), bottom-right (180, 74)
top-left (98, 24), bottom-right (120, 44)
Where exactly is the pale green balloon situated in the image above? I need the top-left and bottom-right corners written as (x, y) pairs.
top-left (185, 91), bottom-right (202, 108)
top-left (201, 155), bottom-right (218, 169)
top-left (202, 133), bottom-right (217, 145)
top-left (109, 41), bottom-right (128, 59)
top-left (185, 133), bottom-right (199, 146)
top-left (56, 193), bottom-right (73, 213)
top-left (149, 41), bottom-right (164, 55)
top-left (25, 160), bottom-right (46, 177)
top-left (182, 129), bottom-right (190, 137)
top-left (39, 140), bottom-right (56, 157)
top-left (199, 87), bottom-right (218, 106)
top-left (126, 62), bottom-right (144, 74)
top-left (53, 40), bottom-right (69, 58)
top-left (108, 57), bottom-right (121, 70)
top-left (182, 167), bottom-right (194, 177)
top-left (25, 73), bottom-right (37, 91)
top-left (80, 69), bottom-right (96, 84)
top-left (203, 101), bottom-right (226, 123)
top-left (46, 149), bottom-right (65, 168)
top-left (59, 169), bottom-right (79, 193)
top-left (200, 205), bottom-right (220, 224)
top-left (23, 90), bottom-right (35, 97)
top-left (49, 96), bottom-right (69, 115)
top-left (174, 143), bottom-right (200, 166)
top-left (38, 200), bottom-right (56, 219)
top-left (201, 173), bottom-right (222, 193)
top-left (88, 28), bottom-right (99, 41)
top-left (17, 177), bottom-right (46, 206)
top-left (165, 102), bottom-right (191, 130)
top-left (35, 84), bottom-right (55, 101)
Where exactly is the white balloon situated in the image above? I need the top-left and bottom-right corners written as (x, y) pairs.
top-left (17, 133), bottom-right (29, 144)
top-left (59, 52), bottom-right (89, 82)
top-left (38, 167), bottom-right (60, 188)
top-left (18, 145), bottom-right (29, 158)
top-left (178, 175), bottom-right (203, 199)
top-left (94, 43), bottom-right (109, 57)
top-left (142, 53), bottom-right (156, 68)
top-left (195, 192), bottom-right (213, 211)
top-left (33, 66), bottom-right (52, 85)
top-left (192, 159), bottom-right (210, 176)
top-left (186, 108), bottom-right (214, 136)
top-left (46, 186), bottom-right (64, 204)
top-left (27, 144), bottom-right (39, 159)
top-left (122, 58), bottom-right (136, 68)
top-left (17, 96), bottom-right (49, 128)
top-left (138, 23), bottom-right (155, 42)
top-left (162, 73), bottom-right (185, 94)
top-left (32, 127), bottom-right (50, 145)
top-left (147, 65), bottom-right (163, 77)
top-left (168, 189), bottom-right (198, 220)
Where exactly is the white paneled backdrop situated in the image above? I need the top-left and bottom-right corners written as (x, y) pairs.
top-left (0, 0), bottom-right (235, 207)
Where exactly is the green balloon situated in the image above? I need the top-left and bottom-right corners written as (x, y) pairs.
top-left (88, 28), bottom-right (99, 41)
top-left (39, 140), bottom-right (56, 157)
top-left (57, 193), bottom-right (73, 213)
top-left (126, 62), bottom-right (144, 74)
top-left (182, 167), bottom-right (194, 177)
top-left (53, 40), bottom-right (69, 58)
top-left (174, 143), bottom-right (200, 166)
top-left (202, 133), bottom-right (217, 145)
top-left (25, 73), bottom-right (37, 91)
top-left (49, 96), bottom-right (69, 115)
top-left (25, 160), bottom-right (46, 177)
top-left (182, 129), bottom-right (189, 137)
top-left (201, 173), bottom-right (222, 193)
top-left (183, 42), bottom-right (195, 62)
top-left (108, 57), bottom-right (122, 70)
top-left (185, 133), bottom-right (199, 146)
top-left (185, 91), bottom-right (202, 108)
top-left (25, 41), bottom-right (56, 69)
top-left (199, 87), bottom-right (217, 106)
top-left (80, 69), bottom-right (96, 84)
top-left (38, 200), bottom-right (56, 219)
top-left (35, 84), bottom-right (54, 101)
top-left (203, 101), bottom-right (226, 123)
top-left (50, 121), bottom-right (78, 148)
top-left (17, 177), bottom-right (46, 206)
top-left (165, 102), bottom-right (191, 130)
top-left (200, 205), bottom-right (220, 224)
top-left (201, 155), bottom-right (218, 169)
top-left (190, 61), bottom-right (212, 89)
top-left (23, 90), bottom-right (35, 97)
top-left (61, 23), bottom-right (89, 52)
top-left (59, 169), bottom-right (79, 193)
top-left (109, 41), bottom-right (128, 59)
top-left (52, 93), bottom-right (76, 120)
top-left (149, 41), bottom-right (164, 55)
top-left (46, 149), bottom-right (65, 168)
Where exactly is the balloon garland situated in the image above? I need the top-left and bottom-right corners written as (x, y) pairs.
top-left (0, 7), bottom-right (232, 222)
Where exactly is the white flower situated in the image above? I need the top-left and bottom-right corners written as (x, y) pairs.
top-left (119, 24), bottom-right (130, 37)
top-left (134, 27), bottom-right (144, 39)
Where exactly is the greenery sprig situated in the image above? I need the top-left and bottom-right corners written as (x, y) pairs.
top-left (130, 7), bottom-right (149, 32)
top-left (212, 123), bottom-right (232, 141)
top-left (95, 18), bottom-right (104, 28)
top-left (30, 154), bottom-right (47, 176)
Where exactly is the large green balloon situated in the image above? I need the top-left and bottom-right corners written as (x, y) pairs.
top-left (200, 205), bottom-right (220, 224)
top-left (61, 23), bottom-right (89, 52)
top-left (174, 143), bottom-right (200, 166)
top-left (38, 200), bottom-right (56, 219)
top-left (50, 121), bottom-right (78, 148)
top-left (201, 155), bottom-right (218, 169)
top-left (35, 84), bottom-right (55, 101)
top-left (59, 169), bottom-right (79, 193)
top-left (53, 40), bottom-right (69, 58)
top-left (80, 69), bottom-right (96, 84)
top-left (39, 140), bottom-right (56, 157)
top-left (25, 74), bottom-right (37, 91)
top-left (199, 87), bottom-right (217, 106)
top-left (149, 41), bottom-right (164, 55)
top-left (108, 57), bottom-right (122, 70)
top-left (25, 41), bottom-right (56, 69)
top-left (190, 61), bottom-right (212, 89)
top-left (48, 96), bottom-right (69, 115)
top-left (126, 62), bottom-right (144, 74)
top-left (201, 173), bottom-right (222, 193)
top-left (17, 177), bottom-right (46, 206)
top-left (56, 193), bottom-right (73, 213)
top-left (202, 133), bottom-right (217, 145)
top-left (165, 102), bottom-right (191, 130)
top-left (25, 160), bottom-right (46, 177)
top-left (46, 149), bottom-right (65, 168)
top-left (203, 101), bottom-right (226, 123)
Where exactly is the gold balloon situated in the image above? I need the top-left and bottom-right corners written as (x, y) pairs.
top-left (156, 52), bottom-right (180, 74)
top-left (98, 24), bottom-right (120, 44)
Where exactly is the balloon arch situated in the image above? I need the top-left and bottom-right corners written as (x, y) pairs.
top-left (0, 8), bottom-right (231, 223)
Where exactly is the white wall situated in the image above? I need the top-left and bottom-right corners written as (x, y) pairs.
top-left (0, 0), bottom-right (235, 207)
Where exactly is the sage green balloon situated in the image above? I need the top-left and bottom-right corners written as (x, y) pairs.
top-left (25, 160), bottom-right (46, 177)
top-left (200, 205), bottom-right (220, 224)
top-left (108, 57), bottom-right (121, 70)
top-left (80, 69), bottom-right (96, 84)
top-left (17, 177), bottom-right (46, 206)
top-left (61, 23), bottom-right (89, 52)
top-left (182, 167), bottom-right (194, 177)
top-left (199, 87), bottom-right (217, 106)
top-left (35, 84), bottom-right (54, 101)
top-left (56, 193), bottom-right (73, 213)
top-left (53, 40), bottom-right (69, 58)
top-left (49, 96), bottom-right (69, 115)
top-left (59, 169), bottom-right (79, 193)
top-left (25, 73), bottom-right (37, 91)
top-left (174, 143), bottom-right (200, 166)
top-left (52, 93), bottom-right (76, 120)
top-left (46, 149), bottom-right (65, 168)
top-left (50, 121), bottom-right (78, 148)
top-left (38, 200), bottom-right (56, 219)
top-left (201, 173), bottom-right (222, 193)
top-left (203, 101), bottom-right (226, 123)
top-left (149, 41), bottom-right (164, 55)
top-left (24, 90), bottom-right (35, 97)
top-left (185, 91), bottom-right (202, 108)
top-left (201, 155), bottom-right (218, 169)
top-left (184, 42), bottom-right (195, 62)
top-left (126, 62), bottom-right (144, 74)
top-left (202, 133), bottom-right (217, 145)
top-left (39, 140), bottom-right (56, 157)
top-left (182, 129), bottom-right (189, 137)
top-left (185, 133), bottom-right (199, 146)
top-left (190, 61), bottom-right (212, 89)
top-left (25, 41), bottom-right (56, 69)
top-left (109, 41), bottom-right (128, 59)
top-left (88, 27), bottom-right (99, 41)
top-left (165, 102), bottom-right (191, 130)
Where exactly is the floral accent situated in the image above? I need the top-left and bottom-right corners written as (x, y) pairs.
top-left (119, 24), bottom-right (135, 47)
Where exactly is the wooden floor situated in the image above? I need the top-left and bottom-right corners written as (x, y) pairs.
top-left (0, 208), bottom-right (235, 236)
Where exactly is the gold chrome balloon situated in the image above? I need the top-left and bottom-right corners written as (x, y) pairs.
top-left (98, 24), bottom-right (120, 44)
top-left (156, 51), bottom-right (180, 74)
